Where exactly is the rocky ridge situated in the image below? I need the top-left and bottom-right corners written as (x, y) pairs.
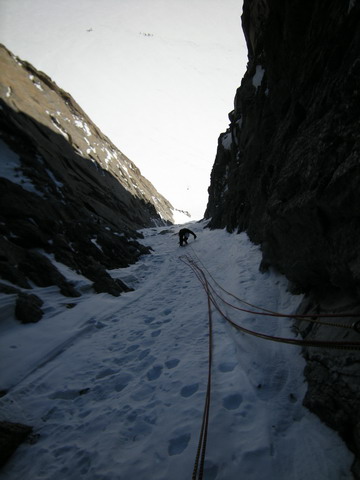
top-left (0, 44), bottom-right (174, 323)
top-left (205, 0), bottom-right (360, 476)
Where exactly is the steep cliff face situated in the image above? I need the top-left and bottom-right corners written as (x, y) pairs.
top-left (205, 0), bottom-right (360, 475)
top-left (206, 0), bottom-right (360, 297)
top-left (0, 44), bottom-right (174, 320)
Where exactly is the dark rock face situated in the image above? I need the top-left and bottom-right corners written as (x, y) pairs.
top-left (0, 44), bottom-right (173, 320)
top-left (206, 0), bottom-right (360, 298)
top-left (15, 293), bottom-right (44, 324)
top-left (0, 421), bottom-right (33, 467)
top-left (205, 0), bottom-right (360, 475)
top-left (295, 293), bottom-right (360, 476)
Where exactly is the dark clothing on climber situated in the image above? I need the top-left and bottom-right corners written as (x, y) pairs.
top-left (179, 228), bottom-right (197, 246)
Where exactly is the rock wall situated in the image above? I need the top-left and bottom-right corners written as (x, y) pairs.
top-left (206, 0), bottom-right (360, 297)
top-left (205, 0), bottom-right (360, 476)
top-left (0, 44), bottom-right (173, 322)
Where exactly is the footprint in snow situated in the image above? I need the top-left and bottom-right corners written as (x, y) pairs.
top-left (49, 389), bottom-right (86, 400)
top-left (138, 348), bottom-right (151, 360)
top-left (138, 354), bottom-right (156, 371)
top-left (146, 364), bottom-right (163, 381)
top-left (131, 383), bottom-right (155, 401)
top-left (126, 344), bottom-right (140, 353)
top-left (180, 383), bottom-right (199, 398)
top-left (53, 445), bottom-right (72, 458)
top-left (144, 316), bottom-right (155, 324)
top-left (222, 393), bottom-right (243, 410)
top-left (127, 330), bottom-right (143, 342)
top-left (168, 433), bottom-right (191, 456)
top-left (114, 372), bottom-right (133, 392)
top-left (165, 358), bottom-right (180, 369)
top-left (127, 408), bottom-right (142, 423)
top-left (96, 368), bottom-right (116, 379)
top-left (218, 361), bottom-right (237, 372)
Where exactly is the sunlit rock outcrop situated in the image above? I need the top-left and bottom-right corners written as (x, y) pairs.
top-left (0, 44), bottom-right (174, 318)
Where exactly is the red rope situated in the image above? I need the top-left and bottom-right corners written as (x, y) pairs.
top-left (187, 256), bottom-right (355, 330)
top-left (183, 251), bottom-right (360, 479)
top-left (180, 255), bottom-right (360, 350)
top-left (186, 250), bottom-right (360, 320)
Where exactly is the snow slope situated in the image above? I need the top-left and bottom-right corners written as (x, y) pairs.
top-left (0, 0), bottom-right (247, 220)
top-left (0, 224), bottom-right (353, 479)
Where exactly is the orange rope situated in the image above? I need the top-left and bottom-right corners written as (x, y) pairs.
top-left (183, 251), bottom-right (360, 478)
top-left (180, 255), bottom-right (360, 350)
top-left (186, 249), bottom-right (360, 320)
top-left (186, 255), bottom-right (356, 330)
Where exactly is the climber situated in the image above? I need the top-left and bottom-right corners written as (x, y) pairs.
top-left (178, 228), bottom-right (197, 246)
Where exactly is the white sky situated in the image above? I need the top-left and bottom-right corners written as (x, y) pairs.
top-left (0, 0), bottom-right (248, 219)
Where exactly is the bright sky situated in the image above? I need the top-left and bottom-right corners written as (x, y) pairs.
top-left (0, 0), bottom-right (247, 219)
